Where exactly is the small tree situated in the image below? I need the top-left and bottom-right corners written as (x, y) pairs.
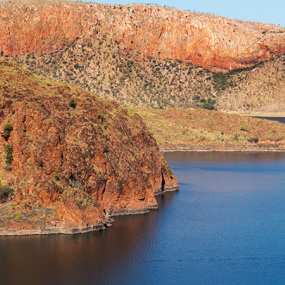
top-left (0, 185), bottom-right (14, 203)
top-left (3, 124), bottom-right (13, 140)
top-left (4, 144), bottom-right (13, 165)
top-left (68, 98), bottom-right (76, 108)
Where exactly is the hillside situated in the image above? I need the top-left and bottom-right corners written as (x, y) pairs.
top-left (5, 36), bottom-right (285, 114)
top-left (0, 61), bottom-right (178, 235)
top-left (132, 108), bottom-right (285, 150)
top-left (217, 55), bottom-right (285, 114)
top-left (1, 1), bottom-right (284, 71)
top-left (1, 1), bottom-right (285, 114)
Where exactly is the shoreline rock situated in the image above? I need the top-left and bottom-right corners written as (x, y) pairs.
top-left (0, 186), bottom-right (179, 237)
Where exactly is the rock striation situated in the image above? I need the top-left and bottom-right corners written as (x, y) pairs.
top-left (0, 61), bottom-right (178, 235)
top-left (0, 1), bottom-right (285, 72)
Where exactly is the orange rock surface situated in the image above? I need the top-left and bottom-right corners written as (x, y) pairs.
top-left (0, 2), bottom-right (285, 71)
top-left (0, 61), bottom-right (178, 234)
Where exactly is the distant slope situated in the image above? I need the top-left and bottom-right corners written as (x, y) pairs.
top-left (132, 108), bottom-right (285, 150)
top-left (0, 1), bottom-right (285, 71)
top-left (217, 55), bottom-right (285, 114)
top-left (1, 1), bottom-right (285, 114)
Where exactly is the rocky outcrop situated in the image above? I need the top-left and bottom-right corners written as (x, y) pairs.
top-left (0, 2), bottom-right (285, 72)
top-left (0, 61), bottom-right (178, 234)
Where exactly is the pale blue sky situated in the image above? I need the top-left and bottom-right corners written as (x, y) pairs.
top-left (89, 0), bottom-right (285, 27)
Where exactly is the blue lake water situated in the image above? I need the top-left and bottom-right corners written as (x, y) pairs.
top-left (1, 151), bottom-right (285, 284)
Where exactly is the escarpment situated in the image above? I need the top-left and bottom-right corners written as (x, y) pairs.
top-left (0, 1), bottom-right (284, 72)
top-left (0, 61), bottom-right (178, 235)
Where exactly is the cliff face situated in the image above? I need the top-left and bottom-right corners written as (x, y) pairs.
top-left (0, 1), bottom-right (285, 72)
top-left (0, 61), bottom-right (178, 234)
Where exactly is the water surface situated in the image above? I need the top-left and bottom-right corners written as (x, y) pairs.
top-left (1, 152), bottom-right (285, 284)
top-left (252, 116), bottom-right (285, 124)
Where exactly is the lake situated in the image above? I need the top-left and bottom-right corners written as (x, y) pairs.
top-left (252, 116), bottom-right (285, 124)
top-left (1, 152), bottom-right (285, 285)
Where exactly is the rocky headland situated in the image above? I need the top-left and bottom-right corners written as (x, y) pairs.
top-left (0, 61), bottom-right (178, 235)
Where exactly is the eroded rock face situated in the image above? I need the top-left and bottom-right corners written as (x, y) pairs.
top-left (0, 2), bottom-right (285, 71)
top-left (0, 61), bottom-right (178, 233)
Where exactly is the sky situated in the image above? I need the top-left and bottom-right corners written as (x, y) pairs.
top-left (89, 0), bottom-right (285, 27)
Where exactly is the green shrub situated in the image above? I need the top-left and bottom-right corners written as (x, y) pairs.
top-left (248, 137), bottom-right (259, 143)
top-left (202, 102), bottom-right (214, 110)
top-left (3, 124), bottom-right (13, 140)
top-left (98, 114), bottom-right (104, 122)
top-left (0, 185), bottom-right (15, 203)
top-left (15, 212), bottom-right (22, 220)
top-left (38, 159), bottom-right (44, 168)
top-left (74, 63), bottom-right (80, 69)
top-left (213, 72), bottom-right (229, 90)
top-left (4, 144), bottom-right (13, 165)
top-left (68, 98), bottom-right (76, 108)
top-left (167, 166), bottom-right (173, 176)
top-left (40, 217), bottom-right (46, 229)
top-left (202, 98), bottom-right (216, 110)
top-left (103, 146), bottom-right (109, 153)
top-left (192, 95), bottom-right (200, 101)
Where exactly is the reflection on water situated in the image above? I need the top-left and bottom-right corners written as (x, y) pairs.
top-left (0, 193), bottom-right (177, 285)
top-left (1, 152), bottom-right (285, 285)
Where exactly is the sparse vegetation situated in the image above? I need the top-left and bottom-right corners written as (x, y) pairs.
top-left (3, 33), bottom-right (285, 114)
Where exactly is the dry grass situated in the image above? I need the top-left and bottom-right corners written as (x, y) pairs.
top-left (131, 107), bottom-right (285, 150)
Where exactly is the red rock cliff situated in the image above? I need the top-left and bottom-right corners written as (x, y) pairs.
top-left (0, 1), bottom-right (285, 71)
top-left (0, 61), bottom-right (178, 234)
